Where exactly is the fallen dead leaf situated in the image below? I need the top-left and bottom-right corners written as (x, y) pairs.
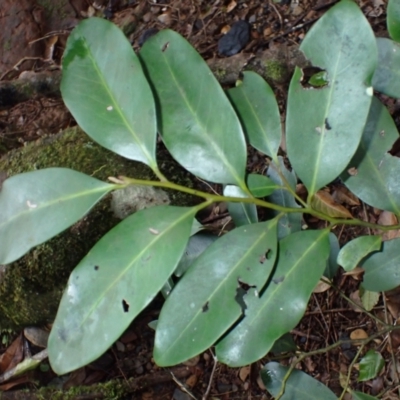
top-left (311, 190), bottom-right (353, 219)
top-left (313, 277), bottom-right (331, 293)
top-left (376, 211), bottom-right (400, 241)
top-left (343, 267), bottom-right (364, 280)
top-left (349, 290), bottom-right (364, 312)
top-left (332, 186), bottom-right (360, 206)
top-left (239, 365), bottom-right (250, 382)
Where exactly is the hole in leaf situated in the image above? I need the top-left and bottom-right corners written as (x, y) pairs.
top-left (122, 299), bottom-right (130, 313)
top-left (388, 136), bottom-right (400, 157)
top-left (347, 167), bottom-right (358, 176)
top-left (259, 249), bottom-right (272, 264)
top-left (161, 42), bottom-right (169, 52)
top-left (94, 265), bottom-right (99, 271)
top-left (202, 302), bottom-right (209, 313)
top-left (324, 118), bottom-right (332, 130)
top-left (300, 66), bottom-right (329, 89)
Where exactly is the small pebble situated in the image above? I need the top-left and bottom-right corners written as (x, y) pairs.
top-left (218, 20), bottom-right (250, 57)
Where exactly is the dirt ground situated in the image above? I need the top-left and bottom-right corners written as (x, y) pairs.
top-left (1, 0), bottom-right (399, 399)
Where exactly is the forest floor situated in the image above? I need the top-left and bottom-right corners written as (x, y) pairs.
top-left (0, 0), bottom-right (398, 399)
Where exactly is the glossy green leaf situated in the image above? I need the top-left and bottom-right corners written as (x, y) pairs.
top-left (325, 232), bottom-right (340, 279)
top-left (154, 219), bottom-right (279, 366)
top-left (174, 233), bottom-right (217, 277)
top-left (266, 157), bottom-right (302, 239)
top-left (358, 350), bottom-right (384, 381)
top-left (337, 236), bottom-right (382, 272)
top-left (0, 168), bottom-right (115, 265)
top-left (227, 71), bottom-right (281, 161)
top-left (350, 391), bottom-right (378, 400)
top-left (261, 362), bottom-right (337, 400)
top-left (247, 174), bottom-right (278, 197)
top-left (48, 205), bottom-right (196, 375)
top-left (139, 30), bottom-right (247, 187)
top-left (224, 185), bottom-right (258, 227)
top-left (270, 333), bottom-right (297, 355)
top-left (286, 0), bottom-right (377, 196)
top-left (372, 38), bottom-right (400, 98)
top-left (388, 0), bottom-right (400, 42)
top-left (360, 237), bottom-right (400, 292)
top-left (342, 97), bottom-right (400, 214)
top-left (216, 229), bottom-right (329, 367)
top-left (61, 18), bottom-right (158, 168)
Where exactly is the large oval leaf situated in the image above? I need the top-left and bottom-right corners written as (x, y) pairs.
top-left (261, 362), bottom-right (337, 400)
top-left (227, 71), bottom-right (281, 162)
top-left (337, 236), bottom-right (382, 272)
top-left (0, 168), bottom-right (115, 265)
top-left (372, 38), bottom-right (400, 98)
top-left (216, 229), bottom-right (329, 367)
top-left (286, 0), bottom-right (377, 196)
top-left (139, 30), bottom-right (247, 187)
top-left (360, 237), bottom-right (400, 292)
top-left (61, 18), bottom-right (158, 169)
top-left (153, 218), bottom-right (279, 366)
top-left (341, 97), bottom-right (400, 214)
top-left (48, 205), bottom-right (197, 375)
top-left (266, 157), bottom-right (302, 239)
top-left (388, 0), bottom-right (400, 42)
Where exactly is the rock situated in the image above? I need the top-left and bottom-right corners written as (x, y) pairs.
top-left (218, 20), bottom-right (250, 57)
top-left (0, 126), bottom-right (200, 329)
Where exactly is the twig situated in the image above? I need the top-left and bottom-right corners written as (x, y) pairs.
top-left (202, 350), bottom-right (218, 400)
top-left (170, 371), bottom-right (198, 400)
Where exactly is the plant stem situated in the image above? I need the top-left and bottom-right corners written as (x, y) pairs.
top-left (118, 176), bottom-right (400, 232)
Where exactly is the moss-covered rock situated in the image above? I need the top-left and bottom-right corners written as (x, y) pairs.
top-left (0, 127), bottom-right (201, 329)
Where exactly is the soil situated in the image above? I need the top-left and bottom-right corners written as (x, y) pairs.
top-left (0, 0), bottom-right (398, 399)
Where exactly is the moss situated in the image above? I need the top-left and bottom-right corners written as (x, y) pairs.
top-left (35, 377), bottom-right (127, 399)
top-left (0, 127), bottom-right (201, 329)
top-left (263, 59), bottom-right (289, 84)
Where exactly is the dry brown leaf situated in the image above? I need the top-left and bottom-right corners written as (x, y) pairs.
top-left (226, 0), bottom-right (237, 13)
top-left (313, 278), bottom-right (331, 293)
top-left (349, 290), bottom-right (364, 312)
top-left (343, 266), bottom-right (364, 280)
top-left (311, 190), bottom-right (353, 219)
top-left (239, 365), bottom-right (250, 381)
top-left (377, 211), bottom-right (400, 241)
top-left (332, 186), bottom-right (360, 206)
top-left (0, 334), bottom-right (24, 373)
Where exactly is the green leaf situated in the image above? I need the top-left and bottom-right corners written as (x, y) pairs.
top-left (337, 236), bottom-right (382, 272)
top-left (270, 333), bottom-right (297, 355)
top-left (261, 362), bottom-right (337, 400)
top-left (360, 238), bottom-right (400, 292)
top-left (350, 391), bottom-right (378, 400)
top-left (216, 229), bottom-right (329, 367)
top-left (61, 18), bottom-right (158, 168)
top-left (224, 185), bottom-right (258, 227)
top-left (153, 219), bottom-right (279, 366)
top-left (325, 232), bottom-right (340, 279)
top-left (342, 97), bottom-right (400, 214)
top-left (360, 287), bottom-right (380, 312)
top-left (227, 71), bottom-right (281, 161)
top-left (48, 205), bottom-right (196, 375)
top-left (286, 0), bottom-right (377, 196)
top-left (358, 350), bottom-right (384, 381)
top-left (266, 157), bottom-right (302, 239)
top-left (372, 38), bottom-right (400, 98)
top-left (0, 168), bottom-right (114, 265)
top-left (139, 30), bottom-right (247, 187)
top-left (388, 0), bottom-right (400, 42)
top-left (247, 174), bottom-right (278, 197)
top-left (174, 233), bottom-right (218, 277)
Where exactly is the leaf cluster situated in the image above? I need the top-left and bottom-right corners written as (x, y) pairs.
top-left (1, 0), bottom-right (400, 398)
